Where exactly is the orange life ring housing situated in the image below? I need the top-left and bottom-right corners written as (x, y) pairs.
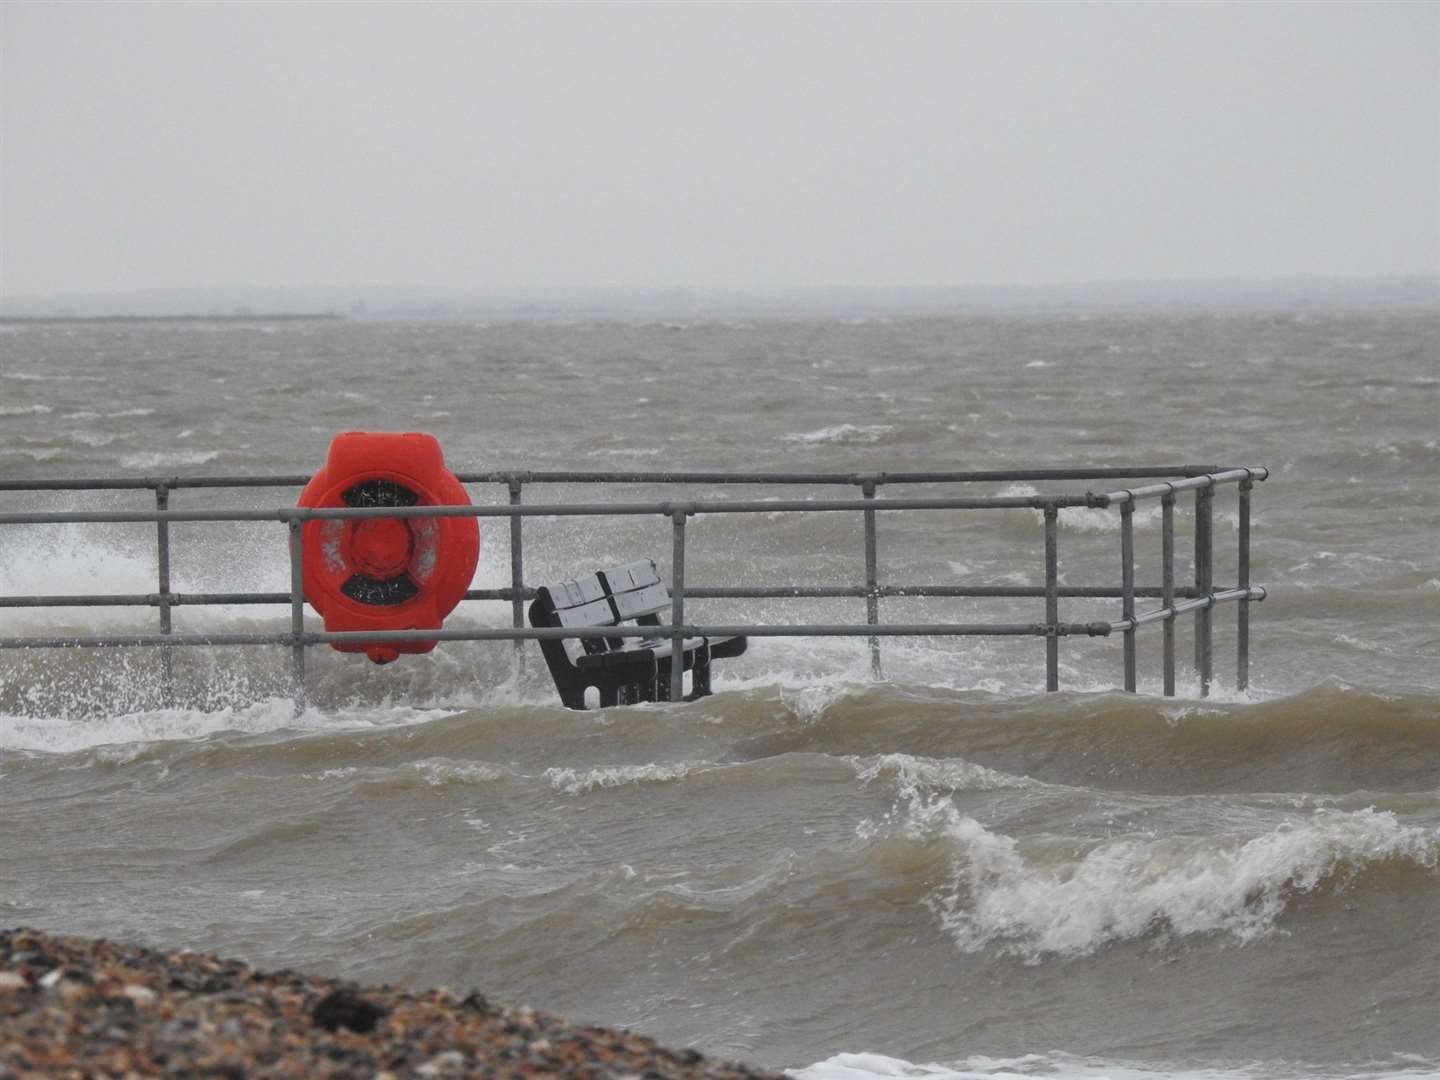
top-left (297, 432), bottom-right (479, 664)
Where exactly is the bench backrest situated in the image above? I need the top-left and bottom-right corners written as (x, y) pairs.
top-left (533, 573), bottom-right (615, 656)
top-left (531, 559), bottom-right (672, 659)
top-left (535, 573), bottom-right (613, 627)
top-left (598, 559), bottom-right (669, 623)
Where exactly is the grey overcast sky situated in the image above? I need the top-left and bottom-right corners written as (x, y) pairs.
top-left (1, 1), bottom-right (1436, 297)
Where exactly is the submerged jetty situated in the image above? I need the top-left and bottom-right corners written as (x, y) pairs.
top-left (0, 928), bottom-right (778, 1079)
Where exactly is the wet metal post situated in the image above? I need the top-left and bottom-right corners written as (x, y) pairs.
top-left (1161, 491), bottom-right (1176, 697)
top-left (1237, 476), bottom-right (1252, 691)
top-left (862, 478), bottom-right (882, 679)
top-left (155, 484), bottom-right (175, 706)
top-left (1120, 498), bottom-right (1136, 692)
top-left (1044, 503), bottom-right (1059, 692)
top-left (1195, 483), bottom-right (1214, 697)
top-left (287, 517), bottom-right (306, 715)
top-left (670, 507), bottom-right (688, 703)
top-left (508, 476), bottom-right (525, 674)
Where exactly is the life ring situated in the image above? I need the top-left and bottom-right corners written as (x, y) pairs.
top-left (297, 432), bottom-right (479, 664)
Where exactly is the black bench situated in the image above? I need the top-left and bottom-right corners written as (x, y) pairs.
top-left (528, 559), bottom-right (747, 709)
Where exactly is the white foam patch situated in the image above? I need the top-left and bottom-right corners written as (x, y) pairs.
top-left (997, 483), bottom-right (1165, 533)
top-left (0, 404), bottom-right (53, 416)
top-left (0, 699), bottom-right (450, 754)
top-left (0, 524), bottom-right (160, 599)
top-left (789, 1051), bottom-right (1440, 1080)
top-left (917, 806), bottom-right (1438, 960)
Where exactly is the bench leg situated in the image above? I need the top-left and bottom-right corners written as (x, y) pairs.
top-left (685, 643), bottom-right (713, 701)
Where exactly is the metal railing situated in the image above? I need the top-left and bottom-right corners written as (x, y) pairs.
top-left (0, 465), bottom-right (1267, 708)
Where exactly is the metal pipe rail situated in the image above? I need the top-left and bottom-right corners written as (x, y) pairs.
top-left (0, 465), bottom-right (1267, 706)
top-left (1112, 587), bottom-right (1268, 632)
top-left (0, 465), bottom-right (1231, 494)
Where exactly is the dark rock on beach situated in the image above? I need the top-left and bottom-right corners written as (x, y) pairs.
top-left (0, 928), bottom-right (782, 1079)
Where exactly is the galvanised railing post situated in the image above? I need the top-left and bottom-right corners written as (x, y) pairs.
top-left (508, 476), bottom-right (525, 674)
top-left (287, 516), bottom-right (306, 715)
top-left (1044, 503), bottom-right (1059, 692)
top-left (1161, 490), bottom-right (1176, 697)
top-left (861, 477), bottom-right (881, 680)
top-left (155, 483), bottom-right (175, 706)
top-left (1195, 482), bottom-right (1214, 697)
top-left (670, 506), bottom-right (688, 702)
top-left (1238, 475), bottom-right (1252, 692)
top-left (1120, 498), bottom-right (1136, 692)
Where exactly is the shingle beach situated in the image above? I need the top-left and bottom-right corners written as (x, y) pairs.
top-left (0, 928), bottom-right (782, 1079)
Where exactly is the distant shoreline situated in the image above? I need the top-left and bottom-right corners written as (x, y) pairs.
top-left (0, 313), bottom-right (345, 325)
top-left (2, 275), bottom-right (1435, 323)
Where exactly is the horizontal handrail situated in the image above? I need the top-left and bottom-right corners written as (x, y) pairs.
top-left (1100, 468), bottom-right (1268, 505)
top-left (0, 584), bottom-right (1214, 609)
top-left (0, 465), bottom-right (1229, 493)
top-left (0, 620), bottom-right (1118, 651)
top-left (0, 469), bottom-right (1269, 527)
top-left (0, 493), bottom-right (1117, 527)
top-left (1110, 587), bottom-right (1267, 633)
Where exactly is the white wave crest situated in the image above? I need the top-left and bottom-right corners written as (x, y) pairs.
top-left (924, 807), bottom-right (1437, 960)
top-left (782, 424), bottom-right (895, 446)
top-left (853, 753), bottom-right (1028, 794)
top-left (118, 450), bottom-right (221, 469)
top-left (414, 758), bottom-right (508, 786)
top-left (544, 762), bottom-right (696, 795)
top-left (0, 404), bottom-right (53, 417)
top-left (2, 372), bottom-right (107, 383)
top-left (70, 430), bottom-right (118, 447)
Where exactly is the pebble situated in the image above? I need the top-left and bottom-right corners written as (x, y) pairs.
top-left (122, 983), bottom-right (156, 1005)
top-left (0, 927), bottom-right (781, 1079)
